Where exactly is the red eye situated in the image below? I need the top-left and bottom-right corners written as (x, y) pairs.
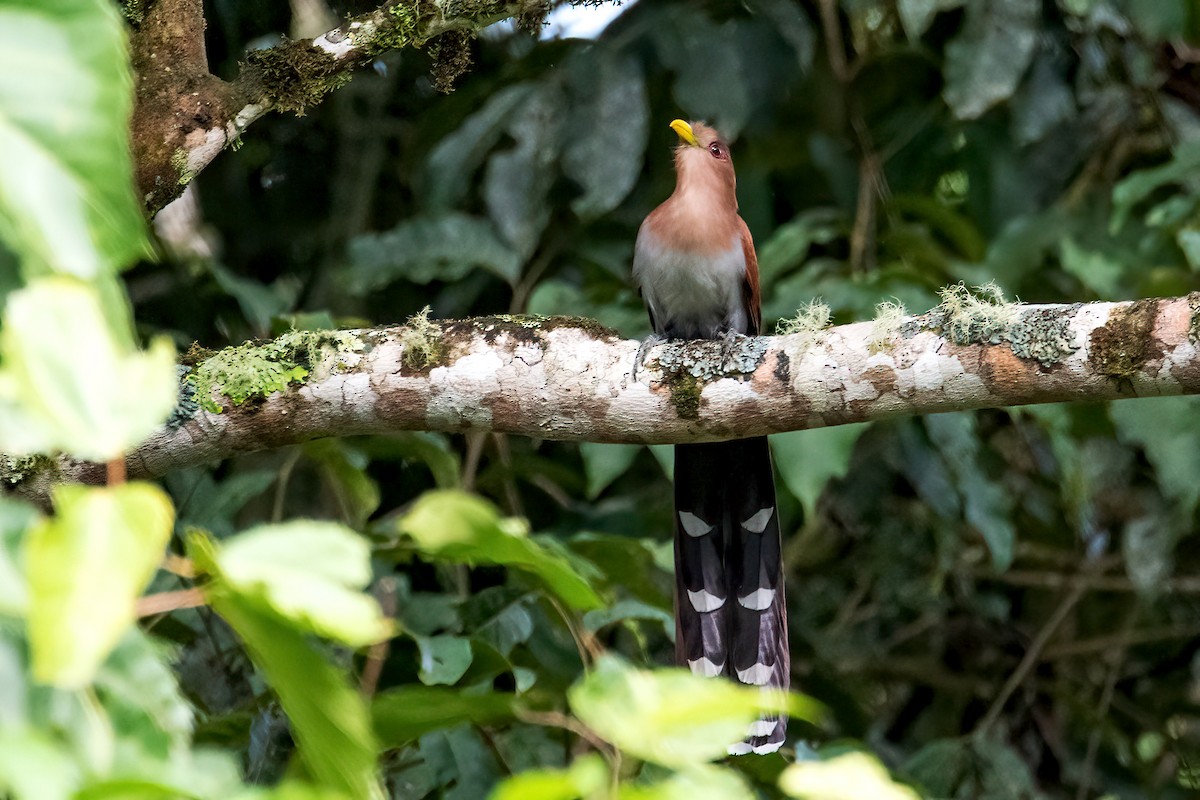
top-left (709, 143), bottom-right (723, 158)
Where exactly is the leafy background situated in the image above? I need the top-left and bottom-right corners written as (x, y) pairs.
top-left (4, 0), bottom-right (1200, 798)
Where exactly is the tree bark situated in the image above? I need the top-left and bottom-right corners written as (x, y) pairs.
top-left (128, 0), bottom-right (550, 214)
top-left (7, 294), bottom-right (1200, 500)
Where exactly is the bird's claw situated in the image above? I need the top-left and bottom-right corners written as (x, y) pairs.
top-left (719, 329), bottom-right (743, 373)
top-left (632, 333), bottom-right (667, 382)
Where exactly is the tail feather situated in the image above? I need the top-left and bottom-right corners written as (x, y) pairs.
top-left (673, 437), bottom-right (789, 755)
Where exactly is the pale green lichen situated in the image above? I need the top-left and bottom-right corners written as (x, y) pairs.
top-left (933, 282), bottom-right (1077, 367)
top-left (937, 282), bottom-right (1018, 345)
top-left (188, 329), bottom-right (363, 413)
top-left (868, 299), bottom-right (907, 353)
top-left (1, 454), bottom-right (55, 486)
top-left (1008, 306), bottom-right (1077, 367)
top-left (170, 149), bottom-right (196, 187)
top-left (400, 306), bottom-right (443, 369)
top-left (776, 299), bottom-right (832, 354)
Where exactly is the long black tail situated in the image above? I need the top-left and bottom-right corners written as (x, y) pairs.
top-left (673, 437), bottom-right (789, 755)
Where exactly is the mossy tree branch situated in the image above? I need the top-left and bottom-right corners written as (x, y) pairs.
top-left (7, 293), bottom-right (1200, 502)
top-left (129, 0), bottom-right (552, 215)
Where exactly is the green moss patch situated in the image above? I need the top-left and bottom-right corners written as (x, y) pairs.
top-left (668, 372), bottom-right (701, 420)
top-left (933, 282), bottom-right (1077, 367)
top-left (188, 329), bottom-right (363, 413)
top-left (1088, 299), bottom-right (1161, 380)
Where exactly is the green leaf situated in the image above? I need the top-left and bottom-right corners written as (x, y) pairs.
top-left (779, 751), bottom-right (921, 800)
top-left (346, 213), bottom-right (521, 291)
top-left (621, 764), bottom-right (754, 800)
top-left (204, 521), bottom-right (390, 647)
top-left (0, 0), bottom-right (150, 277)
top-left (0, 496), bottom-right (37, 615)
top-left (398, 490), bottom-right (604, 611)
top-left (1112, 139), bottom-right (1200, 232)
top-left (0, 729), bottom-right (80, 800)
top-left (93, 630), bottom-right (194, 751)
top-left (583, 599), bottom-right (674, 640)
top-left (487, 755), bottom-right (607, 800)
top-left (26, 482), bottom-right (173, 687)
top-left (303, 440), bottom-right (381, 529)
top-left (423, 83), bottom-right (536, 210)
top-left (772, 424), bottom-right (867, 520)
top-left (1110, 396), bottom-right (1200, 517)
top-left (0, 277), bottom-right (177, 461)
top-left (563, 51), bottom-right (648, 219)
top-left (483, 85), bottom-right (563, 261)
top-left (578, 443), bottom-right (641, 500)
top-left (206, 588), bottom-right (381, 800)
top-left (414, 634), bottom-right (473, 685)
top-left (925, 413), bottom-right (1016, 570)
top-left (372, 686), bottom-right (517, 747)
top-left (757, 209), bottom-right (847, 286)
top-left (942, 0), bottom-right (1039, 119)
top-left (1059, 237), bottom-right (1123, 298)
top-left (568, 656), bottom-right (820, 767)
top-left (897, 0), bottom-right (965, 39)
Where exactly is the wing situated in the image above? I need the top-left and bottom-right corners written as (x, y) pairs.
top-left (738, 217), bottom-right (761, 336)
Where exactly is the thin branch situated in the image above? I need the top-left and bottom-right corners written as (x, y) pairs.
top-left (136, 587), bottom-right (207, 617)
top-left (130, 0), bottom-right (554, 214)
top-left (976, 581), bottom-right (1087, 734)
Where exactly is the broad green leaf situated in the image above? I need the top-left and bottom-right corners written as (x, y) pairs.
top-left (0, 729), bottom-right (80, 800)
top-left (414, 634), bottom-right (473, 685)
top-left (757, 209), bottom-right (847, 286)
top-left (423, 83), bottom-right (536, 210)
top-left (897, 0), bottom-right (964, 39)
top-left (418, 726), bottom-right (502, 799)
top-left (583, 599), bottom-right (674, 639)
top-left (1059, 238), bottom-right (1123, 298)
top-left (0, 277), bottom-right (177, 461)
top-left (0, 0), bottom-right (150, 277)
top-left (26, 482), bottom-right (173, 687)
top-left (1112, 139), bottom-right (1200, 232)
top-left (621, 765), bottom-right (754, 800)
top-left (1110, 396), bottom-right (1200, 517)
top-left (205, 586), bottom-right (381, 800)
top-left (483, 84), bottom-right (563, 261)
top-left (942, 0), bottom-right (1039, 119)
top-left (773, 424), bottom-right (867, 520)
top-left (779, 752), bottom-right (921, 800)
top-left (346, 213), bottom-right (521, 291)
top-left (925, 413), bottom-right (1016, 570)
top-left (488, 755), bottom-right (606, 800)
top-left (0, 497), bottom-right (37, 615)
top-left (373, 686), bottom-right (517, 747)
top-left (303, 440), bottom-right (381, 529)
top-left (578, 443), bottom-right (640, 500)
top-left (568, 656), bottom-right (819, 767)
top-left (563, 51), bottom-right (648, 219)
top-left (205, 521), bottom-right (390, 647)
top-left (398, 490), bottom-right (604, 610)
top-left (93, 630), bottom-right (193, 751)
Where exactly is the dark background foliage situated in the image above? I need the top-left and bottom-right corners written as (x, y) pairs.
top-left (134, 0), bottom-right (1200, 796)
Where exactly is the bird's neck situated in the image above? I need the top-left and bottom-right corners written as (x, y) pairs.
top-left (670, 158), bottom-right (738, 219)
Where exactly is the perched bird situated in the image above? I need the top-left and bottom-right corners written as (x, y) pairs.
top-left (632, 119), bottom-right (789, 755)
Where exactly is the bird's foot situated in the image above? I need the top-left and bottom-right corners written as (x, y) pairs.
top-left (719, 329), bottom-right (744, 372)
top-left (632, 333), bottom-right (667, 382)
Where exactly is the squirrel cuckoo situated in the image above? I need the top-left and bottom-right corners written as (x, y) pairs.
top-left (632, 120), bottom-right (789, 755)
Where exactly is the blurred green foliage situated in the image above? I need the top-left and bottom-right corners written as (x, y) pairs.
top-left (3, 0), bottom-right (1200, 797)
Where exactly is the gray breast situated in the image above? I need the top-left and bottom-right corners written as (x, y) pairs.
top-left (633, 228), bottom-right (748, 340)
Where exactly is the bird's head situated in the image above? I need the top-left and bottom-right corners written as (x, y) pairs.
top-left (668, 119), bottom-right (737, 207)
